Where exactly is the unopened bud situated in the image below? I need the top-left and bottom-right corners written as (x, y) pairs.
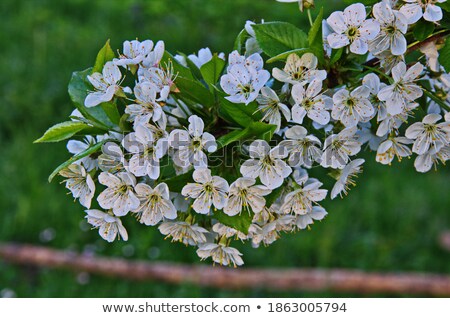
top-left (299, 0), bottom-right (315, 12)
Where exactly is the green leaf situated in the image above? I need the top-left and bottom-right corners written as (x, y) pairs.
top-left (265, 186), bottom-right (283, 207)
top-left (248, 121), bottom-right (277, 142)
top-left (216, 129), bottom-right (248, 149)
top-left (252, 22), bottom-right (308, 57)
top-left (164, 170), bottom-right (194, 193)
top-left (267, 48), bottom-right (311, 63)
top-left (119, 113), bottom-right (132, 132)
top-left (216, 90), bottom-right (260, 127)
top-left (183, 54), bottom-right (204, 80)
top-left (423, 89), bottom-right (450, 111)
top-left (175, 76), bottom-right (215, 106)
top-left (48, 140), bottom-right (107, 182)
top-left (101, 102), bottom-right (121, 126)
top-left (34, 121), bottom-right (90, 143)
top-left (159, 155), bottom-right (176, 180)
top-left (92, 39), bottom-right (115, 74)
top-left (438, 2), bottom-right (450, 12)
top-left (233, 28), bottom-right (250, 54)
top-left (330, 48), bottom-right (344, 66)
top-left (68, 68), bottom-right (119, 130)
top-left (413, 20), bottom-right (435, 41)
top-left (439, 38), bottom-right (450, 72)
top-left (216, 122), bottom-right (277, 149)
top-left (213, 210), bottom-right (254, 234)
top-left (308, 7), bottom-right (324, 65)
top-left (200, 54), bottom-right (226, 87)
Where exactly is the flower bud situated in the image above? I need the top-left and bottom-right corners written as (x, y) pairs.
top-left (299, 0), bottom-right (315, 12)
top-left (303, 0), bottom-right (315, 9)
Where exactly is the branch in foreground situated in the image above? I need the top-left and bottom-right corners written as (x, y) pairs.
top-left (1, 243), bottom-right (450, 296)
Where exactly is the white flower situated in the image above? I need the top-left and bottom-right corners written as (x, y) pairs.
top-left (133, 183), bottom-right (177, 226)
top-left (69, 108), bottom-right (84, 121)
top-left (212, 223), bottom-right (247, 240)
top-left (59, 164), bottom-right (95, 208)
top-left (376, 137), bottom-right (412, 164)
top-left (147, 115), bottom-right (169, 143)
top-left (85, 209), bottom-right (128, 242)
top-left (114, 40), bottom-right (154, 66)
top-left (97, 172), bottom-right (140, 216)
top-left (331, 86), bottom-right (375, 127)
top-left (125, 82), bottom-right (163, 127)
top-left (138, 62), bottom-right (176, 101)
top-left (244, 21), bottom-right (262, 55)
top-left (399, 0), bottom-right (446, 24)
top-left (326, 3), bottom-right (380, 54)
top-left (295, 206), bottom-right (328, 229)
top-left (376, 109), bottom-right (411, 136)
top-left (181, 168), bottom-right (229, 214)
top-left (158, 221), bottom-right (209, 246)
top-left (357, 122), bottom-right (384, 150)
top-left (169, 115), bottom-right (217, 169)
top-left (291, 79), bottom-right (332, 125)
top-left (321, 126), bottom-right (362, 169)
top-left (167, 98), bottom-right (192, 127)
top-left (362, 73), bottom-right (388, 122)
top-left (378, 62), bottom-right (423, 115)
top-left (370, 1), bottom-right (408, 56)
top-left (276, 0), bottom-right (315, 12)
top-left (85, 61), bottom-right (122, 107)
top-left (277, 125), bottom-right (322, 168)
top-left (67, 136), bottom-right (98, 171)
top-left (249, 222), bottom-right (279, 247)
top-left (240, 140), bottom-right (292, 189)
top-left (256, 87), bottom-right (291, 131)
top-left (187, 47), bottom-right (225, 68)
top-left (272, 53), bottom-right (327, 85)
top-left (227, 51), bottom-right (264, 71)
top-left (275, 214), bottom-right (297, 232)
top-left (280, 169), bottom-right (327, 215)
top-left (405, 113), bottom-right (450, 155)
top-left (414, 144), bottom-right (450, 173)
top-left (375, 50), bottom-right (405, 75)
top-left (171, 192), bottom-right (191, 212)
top-left (98, 142), bottom-right (127, 172)
top-left (122, 125), bottom-right (166, 179)
top-left (322, 20), bottom-right (334, 57)
top-left (223, 177), bottom-right (271, 216)
top-left (420, 42), bottom-right (440, 72)
top-left (196, 243), bottom-right (244, 267)
top-left (220, 62), bottom-right (270, 105)
top-left (141, 41), bottom-right (165, 68)
top-left (330, 159), bottom-right (365, 199)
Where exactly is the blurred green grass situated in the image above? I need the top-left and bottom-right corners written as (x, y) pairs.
top-left (0, 0), bottom-right (449, 297)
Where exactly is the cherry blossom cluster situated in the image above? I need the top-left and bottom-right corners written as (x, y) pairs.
top-left (40, 0), bottom-right (450, 267)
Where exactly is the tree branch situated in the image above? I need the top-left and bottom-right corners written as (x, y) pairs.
top-left (1, 242), bottom-right (450, 296)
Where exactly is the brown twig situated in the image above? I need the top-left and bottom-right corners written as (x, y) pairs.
top-left (365, 30), bottom-right (450, 67)
top-left (1, 243), bottom-right (450, 296)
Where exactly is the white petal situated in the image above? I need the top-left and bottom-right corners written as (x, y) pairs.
top-left (188, 115), bottom-right (205, 137)
top-left (423, 4), bottom-right (443, 22)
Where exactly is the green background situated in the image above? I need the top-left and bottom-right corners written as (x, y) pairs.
top-left (0, 0), bottom-right (449, 297)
